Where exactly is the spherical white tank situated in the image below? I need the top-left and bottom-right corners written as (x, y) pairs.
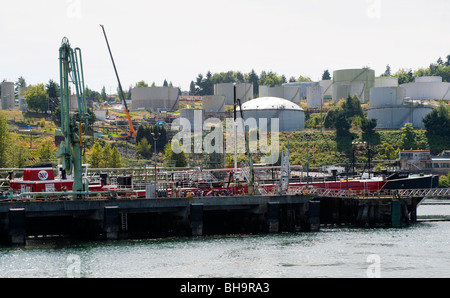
top-left (239, 97), bottom-right (304, 132)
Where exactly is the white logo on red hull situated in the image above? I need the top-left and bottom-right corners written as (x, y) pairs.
top-left (38, 170), bottom-right (49, 181)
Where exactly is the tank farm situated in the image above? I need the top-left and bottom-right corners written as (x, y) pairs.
top-left (0, 34), bottom-right (446, 246)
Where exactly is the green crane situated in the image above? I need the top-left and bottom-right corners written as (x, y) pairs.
top-left (56, 37), bottom-right (89, 198)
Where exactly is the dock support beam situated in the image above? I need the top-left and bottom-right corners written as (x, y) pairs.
top-left (307, 201), bottom-right (321, 232)
top-left (190, 204), bottom-right (203, 236)
top-left (267, 202), bottom-right (280, 233)
top-left (9, 208), bottom-right (25, 245)
top-left (392, 201), bottom-right (401, 228)
top-left (104, 206), bottom-right (119, 240)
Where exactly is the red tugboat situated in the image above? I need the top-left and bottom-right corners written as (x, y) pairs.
top-left (8, 164), bottom-right (105, 195)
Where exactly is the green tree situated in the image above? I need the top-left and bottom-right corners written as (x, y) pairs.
top-left (24, 84), bottom-right (48, 112)
top-left (135, 81), bottom-right (148, 88)
top-left (163, 79), bottom-right (168, 87)
top-left (136, 138), bottom-right (152, 159)
top-left (15, 76), bottom-right (27, 98)
top-left (400, 123), bottom-right (417, 149)
top-left (38, 141), bottom-right (54, 162)
top-left (378, 142), bottom-right (398, 160)
top-left (110, 147), bottom-right (122, 168)
top-left (189, 81), bottom-right (196, 95)
top-left (100, 144), bottom-right (112, 168)
top-left (423, 103), bottom-right (450, 152)
top-left (88, 142), bottom-right (103, 168)
top-left (322, 70), bottom-right (331, 80)
top-left (381, 65), bottom-right (392, 77)
top-left (101, 86), bottom-right (107, 102)
top-left (164, 143), bottom-right (187, 167)
top-left (46, 79), bottom-right (60, 99)
top-left (394, 68), bottom-right (414, 85)
top-left (0, 115), bottom-right (10, 167)
top-left (297, 75), bottom-right (312, 82)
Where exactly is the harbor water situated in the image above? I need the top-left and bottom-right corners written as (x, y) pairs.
top-left (1, 201), bottom-right (450, 278)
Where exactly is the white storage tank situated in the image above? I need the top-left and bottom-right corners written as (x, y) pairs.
top-left (307, 84), bottom-right (323, 108)
top-left (401, 76), bottom-right (450, 100)
top-left (259, 85), bottom-right (284, 98)
top-left (374, 76), bottom-right (398, 88)
top-left (236, 83), bottom-right (253, 104)
top-left (214, 83), bottom-right (234, 105)
top-left (238, 97), bottom-right (305, 132)
top-left (369, 87), bottom-right (405, 108)
top-left (319, 80), bottom-right (333, 99)
top-left (202, 95), bottom-right (226, 113)
top-left (131, 87), bottom-right (180, 112)
top-left (333, 82), bottom-right (365, 101)
top-left (333, 68), bottom-right (375, 102)
top-left (367, 105), bottom-right (433, 129)
top-left (283, 86), bottom-right (301, 104)
top-left (1, 81), bottom-right (15, 110)
top-left (179, 109), bottom-right (204, 132)
top-left (214, 83), bottom-right (253, 105)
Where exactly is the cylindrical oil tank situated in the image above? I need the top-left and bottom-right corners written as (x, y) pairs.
top-left (401, 79), bottom-right (450, 100)
top-left (214, 83), bottom-right (254, 105)
top-left (369, 87), bottom-right (405, 108)
top-left (283, 86), bottom-right (301, 104)
top-left (415, 76), bottom-right (442, 83)
top-left (202, 95), bottom-right (226, 113)
top-left (214, 83), bottom-right (234, 105)
top-left (374, 76), bottom-right (398, 88)
top-left (333, 82), bottom-right (365, 101)
top-left (333, 68), bottom-right (375, 102)
top-left (179, 109), bottom-right (204, 132)
top-left (307, 84), bottom-right (323, 107)
top-left (259, 86), bottom-right (284, 98)
top-left (0, 82), bottom-right (15, 110)
top-left (18, 87), bottom-right (27, 111)
top-left (236, 83), bottom-right (253, 103)
top-left (367, 105), bottom-right (433, 129)
top-left (238, 97), bottom-right (304, 132)
top-left (319, 80), bottom-right (333, 99)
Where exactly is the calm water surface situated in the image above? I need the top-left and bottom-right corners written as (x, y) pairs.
top-left (1, 203), bottom-right (450, 278)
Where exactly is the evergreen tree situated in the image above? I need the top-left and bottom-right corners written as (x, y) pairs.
top-left (400, 123), bottom-right (417, 150)
top-left (111, 147), bottom-right (122, 168)
top-left (322, 70), bottom-right (331, 80)
top-left (88, 142), bottom-right (103, 168)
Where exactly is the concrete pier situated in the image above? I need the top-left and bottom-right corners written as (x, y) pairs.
top-left (0, 195), bottom-right (312, 245)
top-left (0, 193), bottom-right (425, 245)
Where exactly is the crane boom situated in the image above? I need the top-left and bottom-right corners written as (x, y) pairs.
top-left (100, 24), bottom-right (136, 138)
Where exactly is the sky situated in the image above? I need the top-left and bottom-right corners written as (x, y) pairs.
top-left (1, 0), bottom-right (450, 93)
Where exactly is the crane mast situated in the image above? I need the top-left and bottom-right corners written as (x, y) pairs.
top-left (57, 37), bottom-right (89, 197)
top-left (100, 24), bottom-right (136, 139)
